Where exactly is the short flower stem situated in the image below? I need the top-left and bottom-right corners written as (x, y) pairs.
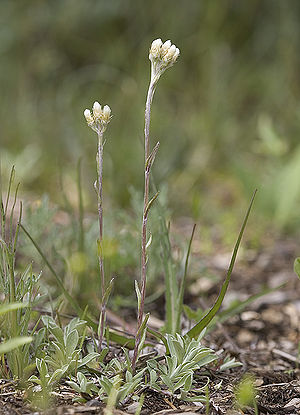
top-left (132, 80), bottom-right (157, 372)
top-left (96, 131), bottom-right (106, 351)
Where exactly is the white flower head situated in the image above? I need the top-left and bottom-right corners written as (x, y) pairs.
top-left (93, 101), bottom-right (102, 120)
top-left (149, 38), bottom-right (180, 81)
top-left (102, 105), bottom-right (111, 122)
top-left (84, 101), bottom-right (112, 134)
top-left (84, 109), bottom-right (94, 125)
top-left (161, 40), bottom-right (172, 57)
top-left (149, 38), bottom-right (163, 61)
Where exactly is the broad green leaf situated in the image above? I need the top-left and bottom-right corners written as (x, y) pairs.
top-left (183, 373), bottom-right (193, 392)
top-left (65, 330), bottom-right (79, 357)
top-left (66, 380), bottom-right (81, 393)
top-left (36, 358), bottom-right (48, 379)
top-left (28, 375), bottom-right (41, 385)
top-left (186, 190), bottom-right (256, 339)
top-left (166, 337), bottom-right (184, 363)
top-left (78, 352), bottom-right (99, 367)
top-left (49, 368), bottom-right (64, 384)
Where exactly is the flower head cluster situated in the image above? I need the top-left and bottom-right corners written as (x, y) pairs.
top-left (149, 39), bottom-right (180, 81)
top-left (84, 101), bottom-right (112, 134)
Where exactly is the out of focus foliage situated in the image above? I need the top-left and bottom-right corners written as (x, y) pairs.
top-left (1, 0), bottom-right (300, 230)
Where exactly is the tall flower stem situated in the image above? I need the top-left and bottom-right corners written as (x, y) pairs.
top-left (131, 38), bottom-right (180, 373)
top-left (131, 80), bottom-right (157, 372)
top-left (96, 131), bottom-right (106, 351)
top-left (84, 101), bottom-right (112, 352)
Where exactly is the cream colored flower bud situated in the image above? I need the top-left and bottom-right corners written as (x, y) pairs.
top-left (84, 109), bottom-right (94, 124)
top-left (102, 105), bottom-right (111, 122)
top-left (163, 44), bottom-right (177, 62)
top-left (93, 101), bottom-right (102, 120)
top-left (161, 40), bottom-right (172, 56)
top-left (149, 38), bottom-right (162, 61)
top-left (172, 47), bottom-right (180, 63)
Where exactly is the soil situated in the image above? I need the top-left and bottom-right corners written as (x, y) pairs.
top-left (1, 235), bottom-right (299, 415)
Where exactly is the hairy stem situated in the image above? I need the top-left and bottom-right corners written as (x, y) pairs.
top-left (96, 131), bottom-right (106, 351)
top-left (132, 80), bottom-right (157, 372)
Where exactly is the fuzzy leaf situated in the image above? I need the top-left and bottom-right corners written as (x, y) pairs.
top-left (65, 330), bottom-right (79, 357)
top-left (36, 358), bottom-right (48, 379)
top-left (78, 352), bottom-right (99, 367)
top-left (49, 368), bottom-right (64, 384)
top-left (66, 380), bottom-right (81, 393)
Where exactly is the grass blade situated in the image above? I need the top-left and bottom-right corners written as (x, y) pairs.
top-left (20, 224), bottom-right (134, 347)
top-left (160, 218), bottom-right (177, 334)
top-left (186, 190), bottom-right (257, 339)
top-left (0, 336), bottom-right (32, 355)
top-left (20, 224), bottom-right (84, 317)
top-left (294, 258), bottom-right (300, 279)
top-left (175, 224), bottom-right (196, 333)
top-left (0, 302), bottom-right (29, 316)
top-left (77, 158), bottom-right (85, 253)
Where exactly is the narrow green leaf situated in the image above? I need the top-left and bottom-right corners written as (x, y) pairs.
top-left (159, 217), bottom-right (177, 334)
top-left (176, 224), bottom-right (196, 333)
top-left (294, 258), bottom-right (300, 279)
top-left (9, 182), bottom-right (20, 245)
top-left (216, 283), bottom-right (285, 327)
top-left (103, 278), bottom-right (114, 305)
top-left (146, 233), bottom-right (152, 250)
top-left (137, 313), bottom-right (150, 339)
top-left (77, 157), bottom-right (85, 253)
top-left (21, 226), bottom-right (135, 347)
top-left (0, 302), bottom-right (28, 316)
top-left (186, 190), bottom-right (257, 339)
top-left (0, 336), bottom-right (32, 355)
top-left (20, 224), bottom-right (84, 316)
top-left (4, 166), bottom-right (15, 217)
top-left (145, 141), bottom-right (160, 171)
top-left (135, 280), bottom-right (141, 310)
top-left (145, 191), bottom-right (160, 217)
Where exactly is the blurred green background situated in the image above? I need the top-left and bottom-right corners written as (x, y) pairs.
top-left (2, 0), bottom-right (300, 232)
